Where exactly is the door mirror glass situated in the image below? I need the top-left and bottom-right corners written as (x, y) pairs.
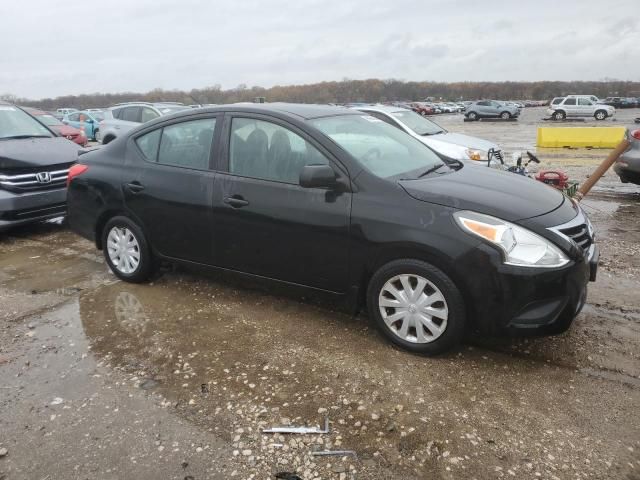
top-left (299, 164), bottom-right (337, 188)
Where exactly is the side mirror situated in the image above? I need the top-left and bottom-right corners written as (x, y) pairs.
top-left (299, 164), bottom-right (337, 189)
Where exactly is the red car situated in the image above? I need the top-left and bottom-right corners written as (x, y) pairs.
top-left (23, 108), bottom-right (87, 146)
top-left (410, 102), bottom-right (434, 116)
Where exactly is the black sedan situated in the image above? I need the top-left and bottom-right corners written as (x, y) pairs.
top-left (66, 103), bottom-right (598, 355)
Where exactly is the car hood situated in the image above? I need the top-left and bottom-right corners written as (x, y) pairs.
top-left (399, 164), bottom-right (567, 222)
top-left (430, 132), bottom-right (498, 151)
top-left (0, 137), bottom-right (79, 170)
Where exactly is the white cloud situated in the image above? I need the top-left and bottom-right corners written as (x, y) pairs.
top-left (0, 0), bottom-right (638, 98)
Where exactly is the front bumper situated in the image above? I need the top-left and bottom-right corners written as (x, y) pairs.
top-left (457, 241), bottom-right (597, 337)
top-left (0, 187), bottom-right (67, 232)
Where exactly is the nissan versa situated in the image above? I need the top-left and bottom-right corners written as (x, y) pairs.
top-left (66, 104), bottom-right (598, 354)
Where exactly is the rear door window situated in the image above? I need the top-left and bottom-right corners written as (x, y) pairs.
top-left (157, 118), bottom-right (216, 170)
top-left (135, 129), bottom-right (162, 161)
top-left (563, 98), bottom-right (577, 105)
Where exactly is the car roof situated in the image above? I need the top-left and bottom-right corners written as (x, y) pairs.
top-left (350, 104), bottom-right (408, 114)
top-left (163, 102), bottom-right (359, 121)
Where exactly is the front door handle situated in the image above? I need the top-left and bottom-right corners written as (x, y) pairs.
top-left (224, 196), bottom-right (249, 208)
top-left (125, 182), bottom-right (145, 193)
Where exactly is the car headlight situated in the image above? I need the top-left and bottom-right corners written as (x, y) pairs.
top-left (454, 211), bottom-right (569, 268)
top-left (465, 149), bottom-right (488, 161)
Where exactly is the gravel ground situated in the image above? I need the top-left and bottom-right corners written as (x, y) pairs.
top-left (1, 110), bottom-right (640, 480)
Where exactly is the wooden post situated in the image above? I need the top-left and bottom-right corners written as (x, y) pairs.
top-left (575, 133), bottom-right (630, 202)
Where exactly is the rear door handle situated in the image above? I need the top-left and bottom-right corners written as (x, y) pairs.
top-left (224, 196), bottom-right (249, 208)
top-left (125, 182), bottom-right (145, 193)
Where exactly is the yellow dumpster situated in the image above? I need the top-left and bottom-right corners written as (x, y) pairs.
top-left (537, 127), bottom-right (626, 148)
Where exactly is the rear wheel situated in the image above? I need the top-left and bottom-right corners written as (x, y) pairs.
top-left (500, 111), bottom-right (511, 119)
top-left (102, 216), bottom-right (153, 283)
top-left (467, 111), bottom-right (478, 121)
top-left (594, 110), bottom-right (607, 120)
top-left (367, 259), bottom-right (465, 355)
top-left (553, 110), bottom-right (566, 120)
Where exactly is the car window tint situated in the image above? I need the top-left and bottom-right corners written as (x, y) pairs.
top-left (477, 101), bottom-right (489, 106)
top-left (136, 129), bottom-right (162, 161)
top-left (578, 98), bottom-right (592, 106)
top-left (157, 118), bottom-right (216, 170)
top-left (141, 107), bottom-right (160, 123)
top-left (563, 98), bottom-right (576, 105)
top-left (229, 117), bottom-right (329, 184)
top-left (121, 107), bottom-right (141, 123)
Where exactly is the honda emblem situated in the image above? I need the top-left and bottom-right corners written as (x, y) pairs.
top-left (36, 172), bottom-right (51, 184)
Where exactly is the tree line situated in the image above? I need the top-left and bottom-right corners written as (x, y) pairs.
top-left (4, 79), bottom-right (640, 110)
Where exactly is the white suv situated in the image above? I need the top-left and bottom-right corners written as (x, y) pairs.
top-left (547, 95), bottom-right (614, 121)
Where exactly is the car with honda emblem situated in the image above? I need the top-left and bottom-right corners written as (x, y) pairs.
top-left (0, 101), bottom-right (78, 231)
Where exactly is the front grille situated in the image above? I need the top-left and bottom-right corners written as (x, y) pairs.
top-left (558, 223), bottom-right (593, 254)
top-left (550, 208), bottom-right (595, 257)
top-left (0, 163), bottom-right (73, 193)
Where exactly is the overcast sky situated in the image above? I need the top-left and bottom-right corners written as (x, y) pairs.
top-left (1, 0), bottom-right (638, 99)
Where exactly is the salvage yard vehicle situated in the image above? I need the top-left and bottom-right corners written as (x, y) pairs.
top-left (464, 100), bottom-right (520, 120)
top-left (98, 102), bottom-right (190, 144)
top-left (0, 102), bottom-right (78, 231)
top-left (547, 95), bottom-right (614, 120)
top-left (63, 110), bottom-right (105, 141)
top-left (353, 104), bottom-right (505, 164)
top-left (24, 107), bottom-right (88, 146)
top-left (614, 129), bottom-right (640, 185)
top-left (67, 103), bottom-right (598, 355)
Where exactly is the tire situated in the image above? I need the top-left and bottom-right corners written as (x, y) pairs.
top-left (553, 110), bottom-right (566, 121)
top-left (467, 111), bottom-right (478, 121)
top-left (366, 259), bottom-right (465, 355)
top-left (594, 110), bottom-right (607, 121)
top-left (102, 216), bottom-right (154, 283)
top-left (500, 111), bottom-right (511, 119)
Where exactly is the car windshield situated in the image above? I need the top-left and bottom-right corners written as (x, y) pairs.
top-left (311, 114), bottom-right (446, 179)
top-left (0, 106), bottom-right (53, 140)
top-left (37, 114), bottom-right (63, 126)
top-left (390, 110), bottom-right (445, 136)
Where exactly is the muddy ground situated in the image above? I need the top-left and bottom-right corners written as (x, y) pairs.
top-left (1, 109), bottom-right (640, 480)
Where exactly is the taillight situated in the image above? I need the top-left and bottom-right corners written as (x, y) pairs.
top-left (67, 164), bottom-right (88, 187)
top-left (632, 129), bottom-right (640, 141)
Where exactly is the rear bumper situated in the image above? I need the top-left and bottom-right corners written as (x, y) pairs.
top-left (0, 187), bottom-right (67, 232)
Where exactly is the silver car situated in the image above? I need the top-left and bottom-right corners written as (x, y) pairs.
top-left (464, 100), bottom-right (520, 120)
top-left (98, 102), bottom-right (190, 144)
top-left (354, 104), bottom-right (505, 164)
top-left (614, 130), bottom-right (640, 185)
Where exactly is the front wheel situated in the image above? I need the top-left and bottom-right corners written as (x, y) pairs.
top-left (102, 216), bottom-right (154, 283)
top-left (594, 110), bottom-right (608, 120)
top-left (500, 111), bottom-right (511, 119)
top-left (367, 259), bottom-right (465, 355)
top-left (467, 111), bottom-right (478, 121)
top-left (553, 110), bottom-right (566, 120)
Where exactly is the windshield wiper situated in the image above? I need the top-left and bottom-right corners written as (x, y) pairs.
top-left (417, 163), bottom-right (446, 178)
top-left (0, 134), bottom-right (51, 141)
top-left (421, 130), bottom-right (444, 136)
